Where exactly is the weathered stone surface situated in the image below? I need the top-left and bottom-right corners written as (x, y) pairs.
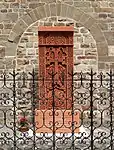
top-left (22, 14), bottom-right (33, 26)
top-left (10, 2), bottom-right (19, 8)
top-left (73, 9), bottom-right (84, 22)
top-left (5, 57), bottom-right (15, 69)
top-left (97, 42), bottom-right (108, 56)
top-left (0, 60), bottom-right (5, 69)
top-left (50, 3), bottom-right (57, 16)
top-left (5, 42), bottom-right (17, 56)
top-left (0, 47), bottom-right (5, 58)
top-left (108, 46), bottom-right (114, 56)
top-left (79, 13), bottom-right (90, 25)
top-left (98, 62), bottom-right (105, 70)
top-left (60, 3), bottom-right (68, 17)
top-left (29, 3), bottom-right (45, 9)
top-left (27, 10), bottom-right (38, 22)
top-left (56, 3), bottom-right (61, 16)
top-left (98, 56), bottom-right (114, 62)
top-left (17, 59), bottom-right (29, 65)
top-left (104, 32), bottom-right (114, 45)
top-left (84, 17), bottom-right (96, 30)
top-left (74, 2), bottom-right (91, 7)
top-left (67, 5), bottom-right (74, 19)
top-left (90, 24), bottom-right (106, 43)
top-left (6, 12), bottom-right (18, 22)
top-left (99, 13), bottom-right (107, 19)
top-left (4, 23), bottom-right (13, 29)
top-left (44, 4), bottom-right (50, 17)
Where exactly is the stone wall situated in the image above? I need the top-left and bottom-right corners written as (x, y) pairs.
top-left (0, 0), bottom-right (113, 72)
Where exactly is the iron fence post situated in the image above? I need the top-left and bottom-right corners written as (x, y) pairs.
top-left (32, 69), bottom-right (36, 150)
top-left (52, 71), bottom-right (55, 150)
top-left (71, 70), bottom-right (75, 150)
top-left (90, 69), bottom-right (94, 150)
top-left (109, 70), bottom-right (113, 150)
top-left (12, 70), bottom-right (16, 150)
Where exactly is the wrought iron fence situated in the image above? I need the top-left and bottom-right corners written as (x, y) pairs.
top-left (0, 70), bottom-right (114, 150)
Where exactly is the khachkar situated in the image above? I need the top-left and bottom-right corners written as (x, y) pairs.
top-left (35, 26), bottom-right (79, 133)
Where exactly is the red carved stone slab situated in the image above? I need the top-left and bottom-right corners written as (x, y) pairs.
top-left (36, 26), bottom-right (80, 133)
top-left (38, 26), bottom-right (74, 110)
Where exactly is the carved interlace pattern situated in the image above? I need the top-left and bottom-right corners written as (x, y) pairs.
top-left (39, 31), bottom-right (73, 109)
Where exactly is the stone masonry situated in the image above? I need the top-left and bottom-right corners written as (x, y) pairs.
top-left (0, 0), bottom-right (113, 72)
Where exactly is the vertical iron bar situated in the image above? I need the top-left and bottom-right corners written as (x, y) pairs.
top-left (13, 70), bottom-right (16, 150)
top-left (71, 70), bottom-right (75, 150)
top-left (32, 69), bottom-right (36, 150)
top-left (110, 70), bottom-right (113, 150)
top-left (52, 71), bottom-right (55, 150)
top-left (90, 69), bottom-right (94, 150)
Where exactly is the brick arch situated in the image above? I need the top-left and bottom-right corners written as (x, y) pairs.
top-left (8, 3), bottom-right (108, 57)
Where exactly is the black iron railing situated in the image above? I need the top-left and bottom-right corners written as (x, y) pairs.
top-left (0, 70), bottom-right (114, 150)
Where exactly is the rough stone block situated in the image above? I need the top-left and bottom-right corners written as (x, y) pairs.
top-left (0, 46), bottom-right (5, 58)
top-left (27, 10), bottom-right (38, 22)
top-left (104, 32), bottom-right (114, 45)
top-left (74, 2), bottom-right (91, 7)
top-left (29, 2), bottom-right (45, 9)
top-left (10, 2), bottom-right (19, 8)
top-left (50, 3), bottom-right (56, 17)
top-left (6, 12), bottom-right (18, 22)
top-left (8, 31), bottom-right (19, 42)
top-left (34, 5), bottom-right (46, 20)
top-left (44, 4), bottom-right (51, 17)
top-left (0, 60), bottom-right (5, 69)
top-left (84, 17), bottom-right (96, 30)
top-left (98, 63), bottom-right (105, 70)
top-left (5, 41), bottom-right (17, 56)
top-left (90, 24), bottom-right (106, 43)
top-left (98, 56), bottom-right (114, 62)
top-left (60, 3), bottom-right (68, 18)
top-left (56, 3), bottom-right (61, 16)
top-left (4, 23), bottom-right (13, 29)
top-left (97, 42), bottom-right (108, 56)
top-left (41, 0), bottom-right (56, 2)
top-left (67, 5), bottom-right (75, 19)
top-left (79, 13), bottom-right (90, 26)
top-left (38, 5), bottom-right (46, 19)
top-left (22, 14), bottom-right (33, 26)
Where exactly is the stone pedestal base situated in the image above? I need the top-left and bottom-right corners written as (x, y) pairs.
top-left (35, 110), bottom-right (80, 133)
